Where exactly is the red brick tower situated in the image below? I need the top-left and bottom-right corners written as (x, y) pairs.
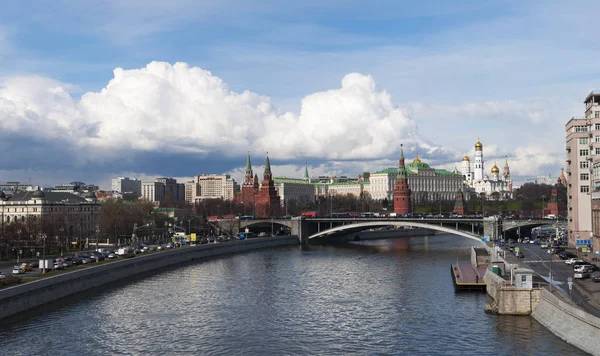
top-left (255, 153), bottom-right (281, 218)
top-left (546, 187), bottom-right (565, 216)
top-left (241, 152), bottom-right (256, 211)
top-left (452, 189), bottom-right (466, 215)
top-left (393, 144), bottom-right (411, 215)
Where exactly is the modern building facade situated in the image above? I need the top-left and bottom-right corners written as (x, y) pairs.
top-left (111, 177), bottom-right (142, 196)
top-left (184, 181), bottom-right (201, 204)
top-left (141, 178), bottom-right (185, 204)
top-left (566, 91), bottom-right (600, 249)
top-left (193, 174), bottom-right (239, 202)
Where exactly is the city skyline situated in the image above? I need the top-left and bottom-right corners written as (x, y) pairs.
top-left (0, 1), bottom-right (597, 188)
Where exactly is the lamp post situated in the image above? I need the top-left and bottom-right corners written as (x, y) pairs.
top-left (188, 219), bottom-right (191, 235)
top-left (16, 229), bottom-right (22, 264)
top-left (271, 218), bottom-right (274, 237)
top-left (95, 225), bottom-right (100, 257)
top-left (41, 233), bottom-right (47, 273)
top-left (541, 194), bottom-right (546, 218)
top-left (59, 227), bottom-right (65, 256)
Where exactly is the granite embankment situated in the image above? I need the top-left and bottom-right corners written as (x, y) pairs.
top-left (0, 236), bottom-right (299, 320)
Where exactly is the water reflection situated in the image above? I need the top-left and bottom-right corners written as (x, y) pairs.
top-left (0, 235), bottom-right (587, 356)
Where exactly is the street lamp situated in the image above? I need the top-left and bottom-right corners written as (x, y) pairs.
top-left (41, 233), bottom-right (47, 273)
top-left (95, 224), bottom-right (100, 257)
top-left (59, 227), bottom-right (65, 256)
top-left (16, 229), bottom-right (22, 264)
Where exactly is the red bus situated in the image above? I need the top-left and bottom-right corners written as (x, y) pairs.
top-left (301, 211), bottom-right (318, 217)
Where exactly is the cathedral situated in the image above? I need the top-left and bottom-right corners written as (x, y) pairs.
top-left (457, 139), bottom-right (513, 200)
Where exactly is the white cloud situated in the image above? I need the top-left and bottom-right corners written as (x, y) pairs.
top-left (0, 61), bottom-right (422, 162)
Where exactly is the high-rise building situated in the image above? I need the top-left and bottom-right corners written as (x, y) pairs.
top-left (566, 91), bottom-right (600, 249)
top-left (194, 174), bottom-right (239, 201)
top-left (111, 177), bottom-right (142, 196)
top-left (185, 181), bottom-right (200, 203)
top-left (141, 178), bottom-right (185, 204)
top-left (393, 145), bottom-right (411, 215)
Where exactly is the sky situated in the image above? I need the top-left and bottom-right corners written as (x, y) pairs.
top-left (0, 0), bottom-right (597, 189)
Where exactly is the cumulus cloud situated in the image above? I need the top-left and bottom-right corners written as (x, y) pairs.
top-left (0, 61), bottom-right (421, 162)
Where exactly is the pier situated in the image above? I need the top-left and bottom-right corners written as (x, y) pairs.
top-left (451, 263), bottom-right (486, 291)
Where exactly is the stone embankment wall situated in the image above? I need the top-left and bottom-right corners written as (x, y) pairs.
top-left (0, 236), bottom-right (298, 321)
top-left (532, 288), bottom-right (600, 355)
top-left (484, 268), bottom-right (542, 315)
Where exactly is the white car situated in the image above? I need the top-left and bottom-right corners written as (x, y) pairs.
top-left (12, 266), bottom-right (25, 275)
top-left (565, 258), bottom-right (583, 265)
top-left (0, 272), bottom-right (6, 279)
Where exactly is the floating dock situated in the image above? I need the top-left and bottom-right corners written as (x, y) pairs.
top-left (451, 263), bottom-right (487, 292)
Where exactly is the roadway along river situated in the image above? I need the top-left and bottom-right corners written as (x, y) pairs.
top-left (0, 234), bottom-right (587, 355)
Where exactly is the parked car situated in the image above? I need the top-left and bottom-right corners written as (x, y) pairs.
top-left (574, 271), bottom-right (590, 279)
top-left (0, 272), bottom-right (6, 279)
top-left (540, 242), bottom-right (549, 248)
top-left (20, 263), bottom-right (32, 272)
top-left (108, 253), bottom-right (117, 259)
top-left (12, 266), bottom-right (25, 275)
top-left (565, 258), bottom-right (583, 265)
top-left (593, 272), bottom-right (600, 282)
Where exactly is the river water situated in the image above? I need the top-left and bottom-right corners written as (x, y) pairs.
top-left (0, 234), bottom-right (587, 355)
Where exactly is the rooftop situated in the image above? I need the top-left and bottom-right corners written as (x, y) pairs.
top-left (584, 90), bottom-right (600, 104)
top-left (4, 191), bottom-right (92, 203)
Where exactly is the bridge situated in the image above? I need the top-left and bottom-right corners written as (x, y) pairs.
top-left (214, 217), bottom-right (555, 244)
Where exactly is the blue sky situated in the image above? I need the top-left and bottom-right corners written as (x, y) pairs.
top-left (0, 0), bottom-right (597, 189)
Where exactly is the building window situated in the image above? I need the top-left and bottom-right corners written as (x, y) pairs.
top-left (580, 149), bottom-right (589, 156)
top-left (596, 112), bottom-right (600, 119)
top-left (581, 185), bottom-right (590, 193)
top-left (581, 173), bottom-right (589, 181)
top-left (597, 148), bottom-right (600, 155)
top-left (581, 161), bottom-right (589, 169)
top-left (596, 136), bottom-right (600, 143)
top-left (580, 138), bottom-right (589, 145)
top-left (575, 126), bottom-right (589, 132)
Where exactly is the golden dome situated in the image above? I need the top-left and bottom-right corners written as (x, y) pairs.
top-left (491, 163), bottom-right (500, 174)
top-left (475, 139), bottom-right (483, 151)
top-left (462, 155), bottom-right (470, 161)
top-left (412, 155), bottom-right (422, 163)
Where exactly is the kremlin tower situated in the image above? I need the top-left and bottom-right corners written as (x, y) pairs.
top-left (254, 153), bottom-right (281, 218)
top-left (473, 138), bottom-right (484, 181)
top-left (393, 144), bottom-right (411, 215)
top-left (241, 152), bottom-right (259, 211)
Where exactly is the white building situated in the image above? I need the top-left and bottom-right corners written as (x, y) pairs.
top-left (566, 91), bottom-right (600, 249)
top-left (273, 177), bottom-right (316, 207)
top-left (0, 188), bottom-right (101, 240)
top-left (111, 177), bottom-right (142, 197)
top-left (365, 156), bottom-right (463, 202)
top-left (141, 178), bottom-right (185, 204)
top-left (185, 181), bottom-right (200, 204)
top-left (194, 174), bottom-right (239, 201)
top-left (458, 139), bottom-right (513, 200)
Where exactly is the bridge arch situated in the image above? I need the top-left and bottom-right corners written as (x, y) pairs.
top-left (240, 219), bottom-right (294, 229)
top-left (308, 221), bottom-right (484, 243)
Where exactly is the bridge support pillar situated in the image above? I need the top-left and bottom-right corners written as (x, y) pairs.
top-left (483, 217), bottom-right (502, 241)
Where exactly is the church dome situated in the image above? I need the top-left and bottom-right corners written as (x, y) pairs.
top-left (412, 155), bottom-right (422, 163)
top-left (462, 155), bottom-right (470, 161)
top-left (491, 164), bottom-right (500, 174)
top-left (475, 139), bottom-right (483, 151)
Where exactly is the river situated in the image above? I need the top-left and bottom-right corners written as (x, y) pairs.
top-left (0, 234), bottom-right (587, 355)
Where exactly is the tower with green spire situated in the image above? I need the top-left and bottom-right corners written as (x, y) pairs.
top-left (255, 152), bottom-right (280, 218)
top-left (303, 163), bottom-right (310, 182)
top-left (241, 152), bottom-right (258, 211)
top-left (393, 144), bottom-right (411, 215)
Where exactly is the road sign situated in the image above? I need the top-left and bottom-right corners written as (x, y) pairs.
top-left (582, 247), bottom-right (588, 253)
top-left (567, 277), bottom-right (573, 282)
top-left (515, 247), bottom-right (520, 253)
top-left (596, 251), bottom-right (599, 256)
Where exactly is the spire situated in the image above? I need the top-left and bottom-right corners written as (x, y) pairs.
top-left (304, 163), bottom-right (309, 179)
top-left (504, 156), bottom-right (509, 168)
top-left (264, 152), bottom-right (271, 175)
top-left (245, 152), bottom-right (252, 173)
top-left (397, 144), bottom-right (407, 179)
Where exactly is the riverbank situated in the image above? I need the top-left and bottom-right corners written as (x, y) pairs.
top-left (0, 236), bottom-right (299, 321)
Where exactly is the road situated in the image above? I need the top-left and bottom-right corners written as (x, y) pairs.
top-left (499, 241), bottom-right (600, 318)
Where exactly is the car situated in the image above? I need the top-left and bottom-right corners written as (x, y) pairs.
top-left (12, 266), bottom-right (25, 275)
top-left (565, 258), bottom-right (583, 265)
top-left (108, 253), bottom-right (117, 259)
top-left (592, 272), bottom-right (600, 282)
top-left (19, 263), bottom-right (32, 271)
top-left (574, 264), bottom-right (593, 272)
top-left (515, 252), bottom-right (525, 259)
top-left (574, 271), bottom-right (590, 279)
top-left (0, 272), bottom-right (6, 279)
top-left (522, 238), bottom-right (530, 244)
top-left (540, 242), bottom-right (549, 248)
